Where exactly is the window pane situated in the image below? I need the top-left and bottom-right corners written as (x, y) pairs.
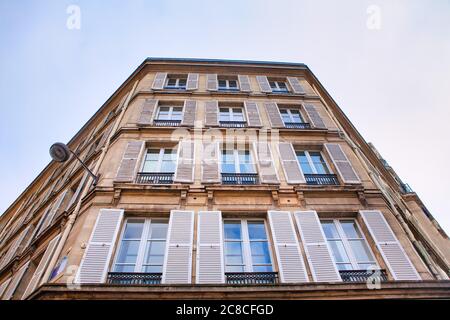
top-left (336, 263), bottom-right (353, 271)
top-left (161, 160), bottom-right (176, 172)
top-left (146, 241), bottom-right (166, 257)
top-left (226, 265), bottom-right (244, 272)
top-left (142, 160), bottom-right (158, 172)
top-left (310, 152), bottom-right (330, 174)
top-left (321, 221), bottom-right (340, 239)
top-left (328, 240), bottom-right (350, 263)
top-left (250, 242), bottom-right (271, 264)
top-left (253, 265), bottom-right (273, 272)
top-left (116, 241), bottom-right (140, 264)
top-left (114, 264), bottom-right (135, 273)
top-left (219, 108), bottom-right (230, 121)
top-left (123, 221), bottom-right (144, 239)
top-left (145, 149), bottom-right (160, 160)
top-left (144, 265), bottom-right (163, 273)
top-left (178, 79), bottom-right (186, 86)
top-left (226, 255), bottom-right (243, 265)
top-left (296, 152), bottom-right (313, 174)
top-left (269, 81), bottom-right (276, 88)
top-left (290, 110), bottom-right (303, 123)
top-left (341, 220), bottom-right (362, 238)
top-left (225, 242), bottom-right (243, 255)
top-left (221, 150), bottom-right (235, 173)
top-left (278, 82), bottom-right (287, 88)
top-left (349, 240), bottom-right (373, 262)
top-left (158, 107), bottom-right (170, 120)
top-left (167, 78), bottom-right (177, 86)
top-left (247, 222), bottom-right (267, 240)
top-left (229, 80), bottom-right (237, 88)
top-left (224, 222), bottom-right (242, 240)
top-left (238, 150), bottom-right (255, 173)
top-left (171, 107), bottom-right (183, 120)
top-left (218, 80), bottom-right (227, 87)
top-left (150, 222), bottom-right (168, 239)
top-left (232, 108), bottom-right (244, 121)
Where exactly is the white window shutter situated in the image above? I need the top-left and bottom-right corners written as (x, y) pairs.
top-left (196, 211), bottom-right (224, 284)
top-left (294, 211), bottom-right (342, 282)
top-left (174, 140), bottom-right (195, 183)
top-left (162, 210), bottom-right (194, 284)
top-left (278, 142), bottom-right (305, 184)
top-left (264, 102), bottom-right (284, 128)
top-left (253, 142), bottom-right (279, 184)
top-left (181, 100), bottom-right (197, 126)
top-left (303, 104), bottom-right (326, 129)
top-left (186, 73), bottom-right (199, 90)
top-left (244, 101), bottom-right (262, 127)
top-left (360, 210), bottom-right (421, 280)
top-left (0, 226), bottom-right (30, 270)
top-left (137, 99), bottom-right (158, 126)
top-left (238, 75), bottom-right (251, 92)
top-left (201, 141), bottom-right (220, 183)
top-left (324, 143), bottom-right (361, 184)
top-left (204, 100), bottom-right (219, 126)
top-left (151, 72), bottom-right (167, 90)
top-left (256, 76), bottom-right (272, 93)
top-left (0, 278), bottom-right (12, 299)
top-left (267, 211), bottom-right (308, 283)
top-left (287, 77), bottom-right (306, 94)
top-left (40, 190), bottom-right (69, 232)
top-left (115, 141), bottom-right (145, 182)
top-left (65, 172), bottom-right (89, 211)
top-left (75, 209), bottom-right (124, 284)
top-left (2, 262), bottom-right (30, 300)
top-left (206, 74), bottom-right (218, 91)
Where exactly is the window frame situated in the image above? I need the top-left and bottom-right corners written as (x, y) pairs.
top-left (269, 80), bottom-right (289, 92)
top-left (140, 147), bottom-right (177, 173)
top-left (219, 106), bottom-right (246, 123)
top-left (165, 76), bottom-right (187, 89)
top-left (220, 147), bottom-right (256, 174)
top-left (279, 107), bottom-right (305, 124)
top-left (218, 78), bottom-right (239, 91)
top-left (155, 105), bottom-right (184, 121)
top-left (295, 150), bottom-right (332, 175)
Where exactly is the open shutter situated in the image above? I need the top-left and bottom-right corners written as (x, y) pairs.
top-left (137, 99), bottom-right (158, 126)
top-left (96, 123), bottom-right (113, 152)
top-left (201, 141), bottom-right (220, 183)
top-left (278, 142), bottom-right (305, 184)
top-left (324, 143), bottom-right (361, 184)
top-left (196, 211), bottom-right (224, 284)
top-left (264, 102), bottom-right (284, 128)
top-left (151, 72), bottom-right (167, 90)
top-left (360, 210), bottom-right (421, 280)
top-left (244, 101), bottom-right (262, 127)
top-left (76, 209), bottom-right (124, 284)
top-left (206, 74), bottom-right (218, 91)
top-left (174, 140), bottom-right (195, 183)
top-left (294, 211), bottom-right (341, 282)
top-left (256, 76), bottom-right (272, 93)
top-left (0, 278), bottom-right (11, 299)
top-left (238, 75), bottom-right (251, 92)
top-left (0, 226), bottom-right (29, 269)
top-left (181, 100), bottom-right (197, 126)
top-left (41, 190), bottom-right (69, 232)
top-left (65, 172), bottom-right (88, 211)
top-left (22, 234), bottom-right (61, 299)
top-left (304, 104), bottom-right (326, 129)
top-left (2, 262), bottom-right (29, 300)
top-left (204, 100), bottom-right (219, 126)
top-left (287, 77), bottom-right (306, 94)
top-left (115, 141), bottom-right (145, 182)
top-left (268, 211), bottom-right (308, 283)
top-left (254, 142), bottom-right (279, 184)
top-left (186, 73), bottom-right (199, 90)
top-left (162, 210), bottom-right (194, 284)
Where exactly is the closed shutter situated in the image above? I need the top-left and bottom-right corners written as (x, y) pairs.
top-left (299, 78), bottom-right (316, 95)
top-left (186, 73), bottom-right (199, 90)
top-left (181, 100), bottom-right (197, 126)
top-left (137, 99), bottom-right (158, 126)
top-left (96, 123), bottom-right (113, 152)
top-left (151, 72), bottom-right (167, 90)
top-left (0, 226), bottom-right (30, 269)
top-left (206, 74), bottom-right (218, 91)
top-left (201, 141), bottom-right (220, 183)
top-left (22, 234), bottom-right (61, 299)
top-left (256, 76), bottom-right (272, 93)
top-left (75, 209), bottom-right (124, 284)
top-left (294, 211), bottom-right (341, 282)
top-left (264, 102), bottom-right (284, 128)
top-left (324, 143), bottom-right (361, 183)
top-left (162, 210), bottom-right (194, 284)
top-left (174, 140), bottom-right (195, 183)
top-left (253, 142), bottom-right (279, 184)
top-left (2, 262), bottom-right (29, 300)
top-left (304, 104), bottom-right (326, 129)
top-left (238, 75), bottom-right (251, 92)
top-left (268, 211), bottom-right (308, 283)
top-left (196, 211), bottom-right (224, 284)
top-left (360, 210), bottom-right (421, 280)
top-left (204, 100), bottom-right (219, 126)
top-left (287, 77), bottom-right (306, 94)
top-left (244, 101), bottom-right (262, 127)
top-left (115, 141), bottom-right (145, 182)
top-left (0, 278), bottom-right (11, 299)
top-left (278, 143), bottom-right (305, 184)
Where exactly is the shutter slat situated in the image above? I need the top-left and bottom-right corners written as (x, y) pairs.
top-left (324, 143), bottom-right (361, 184)
top-left (256, 76), bottom-right (272, 93)
top-left (204, 100), bottom-right (219, 126)
top-left (0, 278), bottom-right (12, 299)
top-left (0, 227), bottom-right (30, 270)
top-left (264, 102), bottom-right (284, 128)
top-left (244, 101), bottom-right (262, 127)
top-left (278, 143), bottom-right (305, 184)
top-left (151, 72), bottom-right (167, 90)
top-left (287, 77), bottom-right (305, 94)
top-left (304, 104), bottom-right (326, 129)
top-left (238, 75), bottom-right (251, 92)
top-left (206, 74), bottom-right (218, 91)
top-left (174, 140), bottom-right (195, 183)
top-left (115, 141), bottom-right (144, 182)
top-left (186, 73), bottom-right (199, 90)
top-left (254, 142), bottom-right (279, 184)
top-left (2, 262), bottom-right (30, 300)
top-left (181, 100), bottom-right (197, 126)
top-left (137, 99), bottom-right (158, 126)
top-left (201, 142), bottom-right (220, 183)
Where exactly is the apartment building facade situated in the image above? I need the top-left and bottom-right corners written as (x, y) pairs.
top-left (0, 58), bottom-right (449, 300)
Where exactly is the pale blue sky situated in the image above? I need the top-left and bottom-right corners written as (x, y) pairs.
top-left (1, 0), bottom-right (449, 233)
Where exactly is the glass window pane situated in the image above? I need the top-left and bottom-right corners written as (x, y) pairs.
top-left (150, 222), bottom-right (168, 239)
top-left (278, 82), bottom-right (287, 88)
top-left (218, 80), bottom-right (227, 87)
top-left (224, 222), bottom-right (242, 240)
top-left (269, 81), bottom-right (276, 88)
top-left (297, 152), bottom-right (313, 175)
top-left (142, 160), bottom-right (158, 173)
top-left (336, 263), bottom-right (353, 271)
top-left (145, 149), bottom-right (160, 160)
top-left (144, 265), bottom-right (163, 273)
top-left (171, 108), bottom-right (183, 120)
top-left (341, 220), bottom-right (362, 238)
top-left (226, 255), bottom-right (243, 265)
top-left (247, 222), bottom-right (267, 240)
top-left (116, 241), bottom-right (140, 264)
top-left (146, 254), bottom-right (165, 265)
top-left (146, 241), bottom-right (166, 257)
top-left (310, 152), bottom-right (330, 174)
top-left (321, 221), bottom-right (340, 239)
top-left (114, 264), bottom-right (135, 273)
top-left (123, 221), bottom-right (144, 239)
top-left (253, 265), bottom-right (273, 272)
top-left (290, 110), bottom-right (303, 123)
top-left (167, 78), bottom-right (177, 86)
top-left (226, 265), bottom-right (244, 272)
top-left (229, 80), bottom-right (237, 88)
top-left (328, 240), bottom-right (350, 263)
top-left (178, 79), bottom-right (186, 86)
top-left (250, 243), bottom-right (271, 264)
top-left (349, 240), bottom-right (373, 262)
top-left (225, 242), bottom-right (243, 255)
top-left (158, 107), bottom-right (170, 120)
top-left (219, 108), bottom-right (230, 121)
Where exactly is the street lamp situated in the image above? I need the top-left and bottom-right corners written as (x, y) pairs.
top-left (49, 142), bottom-right (99, 185)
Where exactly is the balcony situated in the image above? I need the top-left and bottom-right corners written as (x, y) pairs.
top-left (222, 173), bottom-right (259, 185)
top-left (136, 172), bottom-right (174, 184)
top-left (339, 269), bottom-right (388, 283)
top-left (284, 122), bottom-right (311, 129)
top-left (107, 272), bottom-right (162, 285)
top-left (153, 119), bottom-right (181, 127)
top-left (304, 174), bottom-right (339, 185)
top-left (225, 272), bottom-right (279, 285)
top-left (219, 121), bottom-right (247, 128)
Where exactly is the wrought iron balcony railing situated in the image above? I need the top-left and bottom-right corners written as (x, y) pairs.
top-left (339, 269), bottom-right (388, 283)
top-left (136, 172), bottom-right (174, 184)
top-left (304, 174), bottom-right (339, 185)
top-left (219, 121), bottom-right (248, 128)
top-left (153, 119), bottom-right (181, 127)
top-left (225, 272), bottom-right (279, 285)
top-left (107, 272), bottom-right (162, 285)
top-left (284, 122), bottom-right (311, 129)
top-left (164, 85), bottom-right (186, 90)
top-left (222, 173), bottom-right (259, 185)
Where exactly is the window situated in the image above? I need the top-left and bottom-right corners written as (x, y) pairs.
top-left (165, 76), bottom-right (187, 89)
top-left (218, 78), bottom-right (239, 91)
top-left (113, 218), bottom-right (169, 273)
top-left (156, 106), bottom-right (183, 121)
top-left (223, 220), bottom-right (273, 272)
top-left (321, 219), bottom-right (376, 271)
top-left (219, 107), bottom-right (245, 122)
top-left (269, 80), bottom-right (288, 93)
top-left (221, 147), bottom-right (256, 174)
top-left (296, 151), bottom-right (331, 175)
top-left (141, 148), bottom-right (176, 173)
top-left (279, 108), bottom-right (305, 124)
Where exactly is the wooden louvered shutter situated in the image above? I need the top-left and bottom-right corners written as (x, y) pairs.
top-left (278, 143), bottom-right (305, 184)
top-left (186, 73), bottom-right (199, 90)
top-left (294, 211), bottom-right (341, 282)
top-left (151, 72), bottom-right (167, 90)
top-left (204, 100), bottom-right (219, 126)
top-left (0, 226), bottom-right (29, 269)
top-left (22, 234), bottom-right (61, 299)
top-left (41, 190), bottom-right (69, 231)
top-left (360, 210), bottom-right (420, 280)
top-left (96, 123), bottom-right (113, 152)
top-left (137, 99), bottom-right (158, 126)
top-left (264, 102), bottom-right (284, 128)
top-left (65, 172), bottom-right (88, 211)
top-left (206, 74), bottom-right (218, 91)
top-left (304, 104), bottom-right (326, 129)
top-left (244, 101), bottom-right (262, 127)
top-left (254, 142), bottom-right (279, 184)
top-left (181, 100), bottom-right (196, 126)
top-left (0, 278), bottom-right (11, 299)
top-left (201, 141), bottom-right (220, 183)
top-left (287, 77), bottom-right (306, 94)
top-left (2, 262), bottom-right (29, 300)
top-left (163, 210), bottom-right (194, 284)
top-left (76, 209), bottom-right (124, 284)
top-left (196, 211), bottom-right (224, 284)
top-left (174, 140), bottom-right (195, 183)
top-left (324, 143), bottom-right (361, 184)
top-left (115, 141), bottom-right (145, 182)
top-left (268, 211), bottom-right (308, 283)
top-left (238, 75), bottom-right (251, 92)
top-left (256, 76), bottom-right (272, 93)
